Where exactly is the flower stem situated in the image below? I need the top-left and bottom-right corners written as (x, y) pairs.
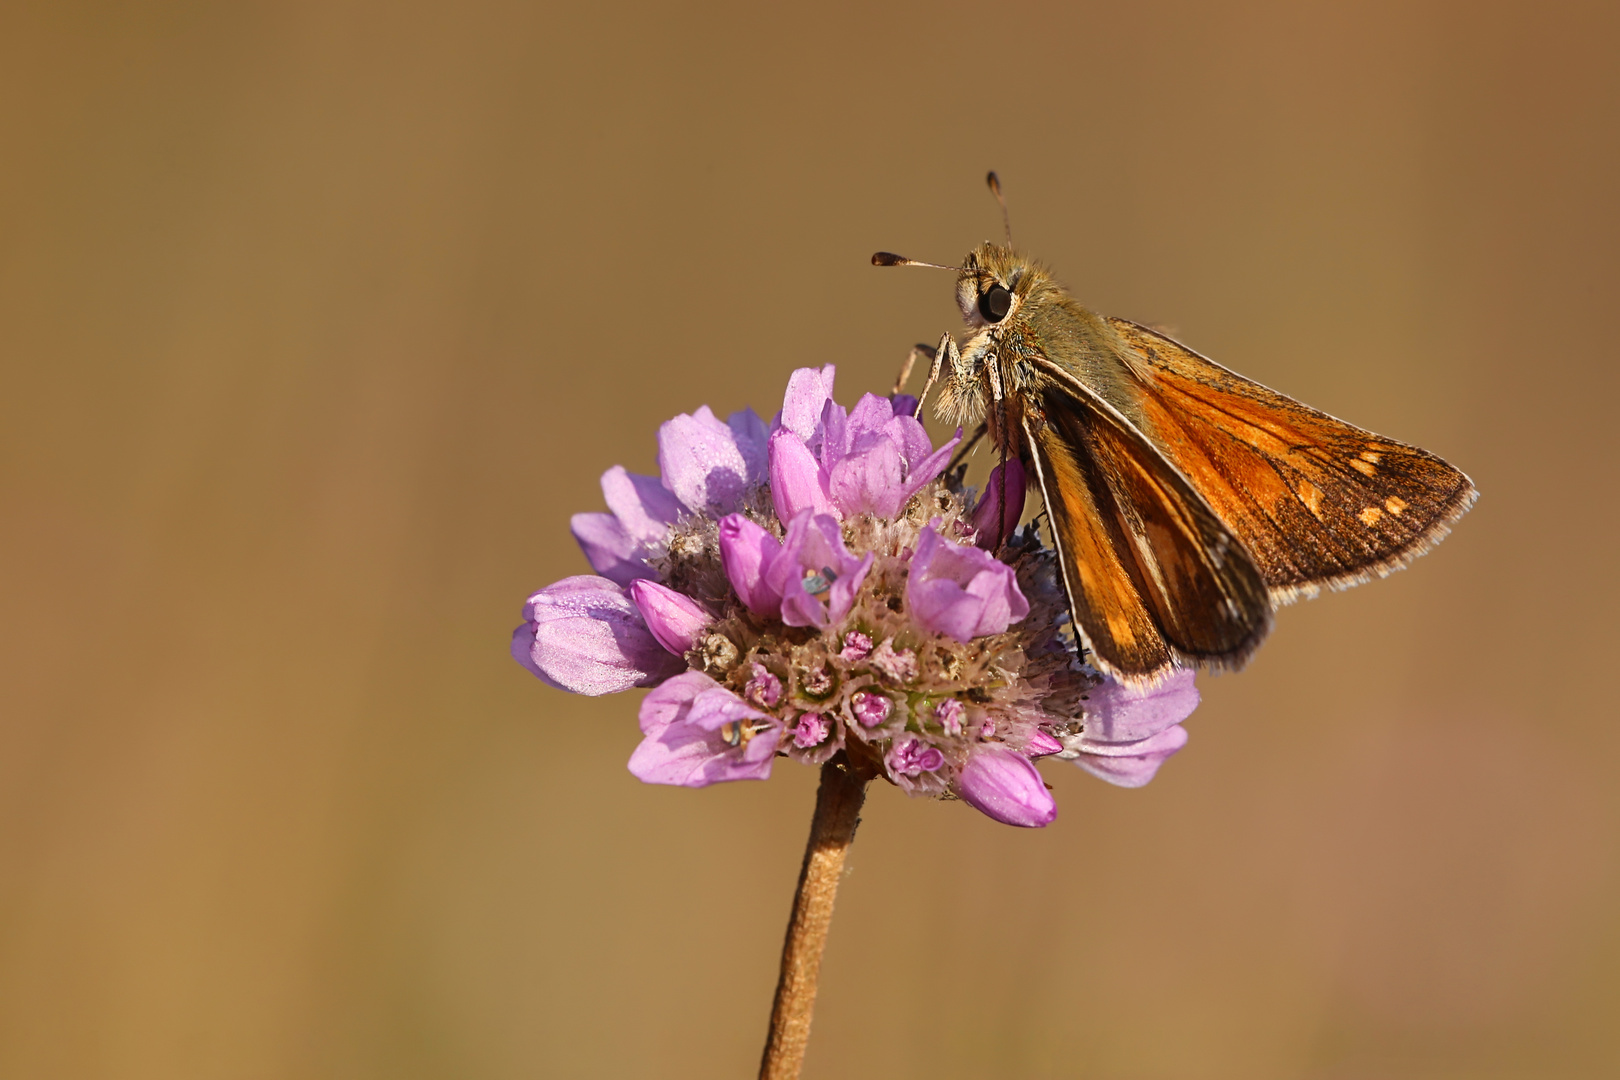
top-left (758, 755), bottom-right (871, 1080)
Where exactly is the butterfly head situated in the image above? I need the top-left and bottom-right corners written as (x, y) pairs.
top-left (956, 243), bottom-right (1047, 330)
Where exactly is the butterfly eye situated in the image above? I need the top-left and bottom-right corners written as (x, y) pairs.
top-left (980, 284), bottom-right (1012, 322)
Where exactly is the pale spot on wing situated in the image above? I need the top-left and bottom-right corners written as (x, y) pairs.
top-left (1351, 458), bottom-right (1377, 477)
top-left (1359, 506), bottom-right (1383, 525)
top-left (1361, 451), bottom-right (1382, 463)
top-left (1385, 496), bottom-right (1407, 515)
top-left (1297, 479), bottom-right (1324, 518)
top-left (1105, 610), bottom-right (1135, 647)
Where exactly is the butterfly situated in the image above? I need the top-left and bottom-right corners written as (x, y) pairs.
top-left (876, 174), bottom-right (1477, 685)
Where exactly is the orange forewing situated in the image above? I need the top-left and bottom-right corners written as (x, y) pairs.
top-left (1105, 319), bottom-right (1479, 603)
top-left (1022, 383), bottom-right (1271, 683)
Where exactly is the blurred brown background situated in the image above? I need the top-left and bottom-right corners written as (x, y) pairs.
top-left (2, 1), bottom-right (1617, 1077)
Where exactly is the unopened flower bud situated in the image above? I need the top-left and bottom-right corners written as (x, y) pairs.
top-left (628, 579), bottom-right (713, 656)
top-left (956, 745), bottom-right (1056, 828)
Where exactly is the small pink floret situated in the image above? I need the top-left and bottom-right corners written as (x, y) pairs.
top-left (792, 712), bottom-right (832, 749)
top-left (851, 691), bottom-right (892, 728)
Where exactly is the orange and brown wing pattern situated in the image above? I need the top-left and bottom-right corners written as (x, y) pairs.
top-left (1022, 385), bottom-right (1272, 684)
top-left (1107, 318), bottom-right (1478, 604)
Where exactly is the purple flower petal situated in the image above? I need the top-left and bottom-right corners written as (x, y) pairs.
top-left (629, 672), bottom-right (780, 787)
top-left (883, 411), bottom-right (935, 472)
top-left (826, 551), bottom-right (874, 625)
top-left (777, 365), bottom-right (837, 441)
top-left (905, 526), bottom-right (1031, 642)
top-left (1071, 724), bottom-right (1190, 788)
top-left (971, 458), bottom-right (1027, 549)
top-left (817, 397), bottom-right (849, 463)
top-left (896, 428), bottom-right (962, 505)
top-left (769, 429), bottom-right (836, 523)
top-left (717, 513), bottom-right (785, 617)
top-left (516, 576), bottom-right (683, 695)
top-left (600, 465), bottom-right (683, 546)
top-left (658, 407), bottom-right (753, 514)
top-left (727, 407), bottom-right (770, 485)
top-left (768, 512), bottom-right (872, 628)
top-left (569, 512), bottom-right (651, 586)
top-left (828, 434), bottom-right (906, 517)
top-left (1081, 669), bottom-right (1200, 743)
top-left (628, 579), bottom-right (712, 656)
top-left (956, 745), bottom-right (1057, 828)
top-left (844, 393), bottom-right (897, 444)
top-left (890, 393), bottom-right (919, 418)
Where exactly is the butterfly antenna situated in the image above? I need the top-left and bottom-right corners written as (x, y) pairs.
top-left (986, 171), bottom-right (1011, 244)
top-left (871, 252), bottom-right (965, 271)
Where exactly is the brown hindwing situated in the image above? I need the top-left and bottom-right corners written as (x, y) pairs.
top-left (1107, 319), bottom-right (1478, 604)
top-left (1022, 381), bottom-right (1272, 685)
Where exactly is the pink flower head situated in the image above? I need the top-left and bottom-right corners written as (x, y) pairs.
top-left (745, 663), bottom-right (784, 708)
top-left (905, 524), bottom-right (1031, 642)
top-left (516, 364), bottom-right (1203, 826)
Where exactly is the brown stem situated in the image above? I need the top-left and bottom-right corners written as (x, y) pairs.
top-left (758, 755), bottom-right (871, 1080)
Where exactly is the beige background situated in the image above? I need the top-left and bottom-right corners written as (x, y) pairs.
top-left (3, 2), bottom-right (1617, 1077)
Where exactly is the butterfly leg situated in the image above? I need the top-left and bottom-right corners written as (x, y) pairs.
top-left (913, 332), bottom-right (956, 420)
top-left (892, 342), bottom-right (936, 396)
